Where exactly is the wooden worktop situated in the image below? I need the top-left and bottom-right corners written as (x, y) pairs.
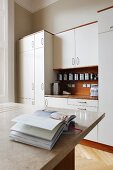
top-left (45, 94), bottom-right (98, 100)
top-left (0, 103), bottom-right (104, 170)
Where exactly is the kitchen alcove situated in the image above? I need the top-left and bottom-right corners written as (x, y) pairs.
top-left (53, 66), bottom-right (98, 97)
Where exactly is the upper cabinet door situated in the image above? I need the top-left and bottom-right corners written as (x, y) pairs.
top-left (19, 34), bottom-right (34, 52)
top-left (53, 29), bottom-right (76, 69)
top-left (35, 31), bottom-right (44, 49)
top-left (98, 8), bottom-right (113, 33)
top-left (75, 23), bottom-right (98, 67)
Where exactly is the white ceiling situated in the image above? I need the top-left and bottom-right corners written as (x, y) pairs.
top-left (15, 0), bottom-right (59, 13)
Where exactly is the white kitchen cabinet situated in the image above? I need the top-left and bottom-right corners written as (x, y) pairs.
top-left (67, 98), bottom-right (98, 142)
top-left (45, 96), bottom-right (98, 142)
top-left (84, 126), bottom-right (98, 142)
top-left (98, 31), bottom-right (113, 146)
top-left (18, 34), bottom-right (35, 105)
top-left (17, 50), bottom-right (35, 101)
top-left (35, 48), bottom-right (44, 108)
top-left (98, 8), bottom-right (113, 33)
top-left (98, 7), bottom-right (113, 147)
top-left (53, 29), bottom-right (76, 69)
top-left (53, 23), bottom-right (98, 69)
top-left (45, 97), bottom-right (68, 109)
top-left (35, 31), bottom-right (44, 49)
top-left (17, 31), bottom-right (54, 108)
top-left (19, 34), bottom-right (34, 52)
top-left (67, 99), bottom-right (98, 108)
top-left (75, 23), bottom-right (98, 67)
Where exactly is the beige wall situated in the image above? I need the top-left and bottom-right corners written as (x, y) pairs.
top-left (15, 3), bottom-right (33, 100)
top-left (15, 3), bottom-right (32, 42)
top-left (32, 0), bottom-right (113, 34)
top-left (15, 0), bottom-right (113, 36)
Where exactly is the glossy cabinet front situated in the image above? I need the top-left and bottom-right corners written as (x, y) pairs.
top-left (99, 31), bottom-right (113, 146)
top-left (67, 98), bottom-right (98, 142)
top-left (17, 31), bottom-right (53, 108)
top-left (75, 23), bottom-right (98, 67)
top-left (54, 29), bottom-right (76, 69)
top-left (19, 34), bottom-right (34, 52)
top-left (98, 8), bottom-right (113, 33)
top-left (53, 22), bottom-right (98, 69)
top-left (35, 48), bottom-right (44, 108)
top-left (45, 96), bottom-right (98, 142)
top-left (45, 97), bottom-right (69, 109)
top-left (98, 7), bottom-right (113, 147)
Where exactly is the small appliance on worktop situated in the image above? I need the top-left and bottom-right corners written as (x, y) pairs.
top-left (51, 82), bottom-right (62, 95)
top-left (51, 82), bottom-right (71, 95)
top-left (90, 84), bottom-right (98, 97)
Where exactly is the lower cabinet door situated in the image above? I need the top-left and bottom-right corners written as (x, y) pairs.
top-left (84, 106), bottom-right (98, 142)
top-left (45, 97), bottom-right (98, 142)
top-left (67, 99), bottom-right (98, 142)
top-left (45, 97), bottom-right (68, 109)
top-left (84, 126), bottom-right (98, 142)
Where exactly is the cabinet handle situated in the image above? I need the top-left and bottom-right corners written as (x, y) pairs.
top-left (72, 58), bottom-right (75, 65)
top-left (41, 83), bottom-right (44, 90)
top-left (41, 38), bottom-right (44, 45)
top-left (32, 41), bottom-right (34, 48)
top-left (32, 100), bottom-right (35, 105)
top-left (77, 108), bottom-right (86, 110)
top-left (110, 26), bottom-right (113, 29)
top-left (45, 99), bottom-right (48, 107)
top-left (78, 101), bottom-right (87, 104)
top-left (32, 83), bottom-right (35, 90)
top-left (76, 57), bottom-right (80, 65)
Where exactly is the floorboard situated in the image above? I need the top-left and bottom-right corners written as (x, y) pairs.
top-left (75, 144), bottom-right (113, 170)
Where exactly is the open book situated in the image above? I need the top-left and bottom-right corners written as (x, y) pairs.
top-left (10, 109), bottom-right (76, 150)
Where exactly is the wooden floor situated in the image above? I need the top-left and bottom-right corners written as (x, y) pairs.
top-left (75, 144), bottom-right (113, 170)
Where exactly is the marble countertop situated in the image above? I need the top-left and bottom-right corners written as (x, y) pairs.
top-left (45, 95), bottom-right (98, 100)
top-left (0, 102), bottom-right (104, 170)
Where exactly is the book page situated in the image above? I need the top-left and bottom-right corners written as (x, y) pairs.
top-left (11, 122), bottom-right (64, 140)
top-left (12, 112), bottom-right (63, 130)
top-left (12, 110), bottom-right (76, 131)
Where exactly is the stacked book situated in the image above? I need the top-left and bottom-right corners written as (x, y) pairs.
top-left (10, 109), bottom-right (76, 150)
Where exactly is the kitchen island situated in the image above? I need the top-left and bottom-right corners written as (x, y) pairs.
top-left (0, 103), bottom-right (104, 170)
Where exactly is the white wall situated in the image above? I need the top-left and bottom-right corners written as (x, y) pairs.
top-left (0, 0), bottom-right (9, 102)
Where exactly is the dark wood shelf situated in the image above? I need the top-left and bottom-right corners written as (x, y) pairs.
top-left (53, 65), bottom-right (98, 71)
top-left (56, 79), bottom-right (98, 82)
